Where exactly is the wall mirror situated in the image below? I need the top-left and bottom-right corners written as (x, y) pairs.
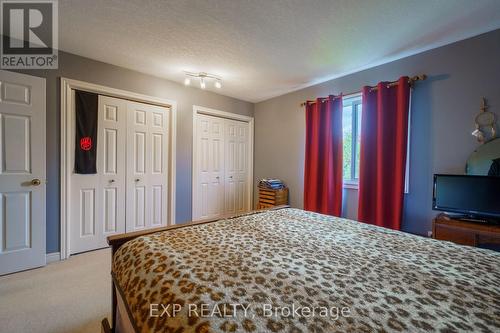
top-left (466, 138), bottom-right (500, 175)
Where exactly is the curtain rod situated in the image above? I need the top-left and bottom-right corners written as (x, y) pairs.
top-left (299, 74), bottom-right (426, 107)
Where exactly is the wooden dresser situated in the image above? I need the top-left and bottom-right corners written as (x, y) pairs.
top-left (257, 187), bottom-right (289, 209)
top-left (433, 214), bottom-right (500, 250)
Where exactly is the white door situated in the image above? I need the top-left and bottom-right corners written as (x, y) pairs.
top-left (225, 120), bottom-right (250, 215)
top-left (70, 95), bottom-right (127, 254)
top-left (126, 101), bottom-right (169, 232)
top-left (0, 70), bottom-right (46, 275)
top-left (193, 113), bottom-right (251, 220)
top-left (193, 114), bottom-right (225, 220)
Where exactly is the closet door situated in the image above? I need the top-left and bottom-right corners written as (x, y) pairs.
top-left (225, 120), bottom-right (250, 214)
top-left (126, 101), bottom-right (169, 232)
top-left (99, 96), bottom-right (127, 238)
top-left (70, 95), bottom-right (127, 254)
top-left (193, 114), bottom-right (225, 220)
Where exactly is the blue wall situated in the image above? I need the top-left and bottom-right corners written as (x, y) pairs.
top-left (254, 29), bottom-right (500, 236)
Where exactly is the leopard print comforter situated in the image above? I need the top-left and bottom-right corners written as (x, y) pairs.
top-left (112, 208), bottom-right (500, 333)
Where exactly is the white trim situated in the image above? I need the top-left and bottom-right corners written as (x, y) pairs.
top-left (343, 181), bottom-right (359, 190)
top-left (46, 252), bottom-right (61, 264)
top-left (193, 105), bottom-right (254, 123)
top-left (342, 92), bottom-right (362, 100)
top-left (60, 78), bottom-right (177, 259)
top-left (192, 105), bottom-right (254, 220)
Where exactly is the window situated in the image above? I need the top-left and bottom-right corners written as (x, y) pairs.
top-left (341, 93), bottom-right (411, 193)
top-left (342, 94), bottom-right (362, 187)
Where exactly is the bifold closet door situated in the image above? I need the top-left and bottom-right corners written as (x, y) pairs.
top-left (194, 114), bottom-right (225, 220)
top-left (70, 96), bottom-right (169, 254)
top-left (193, 114), bottom-right (250, 220)
top-left (225, 119), bottom-right (250, 215)
top-left (126, 101), bottom-right (169, 232)
top-left (70, 95), bottom-right (127, 254)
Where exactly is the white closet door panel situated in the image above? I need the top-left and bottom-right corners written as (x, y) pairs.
top-left (225, 121), bottom-right (237, 214)
top-left (80, 188), bottom-right (95, 236)
top-left (209, 128), bottom-right (224, 217)
top-left (134, 186), bottom-right (146, 228)
top-left (104, 129), bottom-right (117, 174)
top-left (236, 124), bottom-right (249, 213)
top-left (152, 133), bottom-right (163, 173)
top-left (100, 97), bottom-right (126, 240)
top-left (194, 114), bottom-right (224, 220)
top-left (126, 102), bottom-right (168, 232)
top-left (197, 117), bottom-right (210, 219)
top-left (236, 179), bottom-right (246, 212)
top-left (104, 188), bottom-right (117, 233)
top-left (70, 95), bottom-right (127, 254)
top-left (152, 185), bottom-right (162, 226)
top-left (224, 120), bottom-right (250, 215)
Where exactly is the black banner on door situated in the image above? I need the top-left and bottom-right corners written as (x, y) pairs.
top-left (74, 90), bottom-right (98, 174)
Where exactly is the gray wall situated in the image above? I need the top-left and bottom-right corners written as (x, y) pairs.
top-left (254, 29), bottom-right (500, 236)
top-left (15, 51), bottom-right (253, 253)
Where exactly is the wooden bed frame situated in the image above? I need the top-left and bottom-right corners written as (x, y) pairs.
top-left (100, 205), bottom-right (290, 333)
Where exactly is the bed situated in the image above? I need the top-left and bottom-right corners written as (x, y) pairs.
top-left (101, 206), bottom-right (500, 333)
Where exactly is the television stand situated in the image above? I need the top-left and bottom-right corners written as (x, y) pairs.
top-left (438, 212), bottom-right (500, 225)
top-left (433, 214), bottom-right (500, 251)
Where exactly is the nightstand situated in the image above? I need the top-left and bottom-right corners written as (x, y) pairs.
top-left (257, 187), bottom-right (289, 209)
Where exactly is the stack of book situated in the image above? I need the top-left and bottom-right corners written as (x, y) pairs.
top-left (259, 178), bottom-right (286, 190)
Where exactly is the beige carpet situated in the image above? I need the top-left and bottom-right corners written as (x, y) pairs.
top-left (0, 248), bottom-right (111, 333)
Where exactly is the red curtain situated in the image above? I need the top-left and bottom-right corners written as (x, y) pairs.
top-left (303, 96), bottom-right (343, 216)
top-left (358, 76), bottom-right (410, 230)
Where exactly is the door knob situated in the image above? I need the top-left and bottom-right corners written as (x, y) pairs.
top-left (31, 179), bottom-right (41, 186)
top-left (109, 179), bottom-right (115, 183)
top-left (135, 178), bottom-right (140, 182)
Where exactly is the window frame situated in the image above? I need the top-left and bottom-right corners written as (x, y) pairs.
top-left (342, 93), bottom-right (362, 189)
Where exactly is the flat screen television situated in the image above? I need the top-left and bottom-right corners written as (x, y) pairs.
top-left (433, 174), bottom-right (500, 221)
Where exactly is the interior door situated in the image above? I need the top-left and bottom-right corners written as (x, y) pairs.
top-left (126, 101), bottom-right (169, 232)
top-left (0, 70), bottom-right (46, 275)
top-left (193, 114), bottom-right (225, 220)
top-left (70, 95), bottom-right (127, 254)
top-left (225, 119), bottom-right (250, 214)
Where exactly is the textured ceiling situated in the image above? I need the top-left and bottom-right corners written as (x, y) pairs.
top-left (59, 0), bottom-right (500, 102)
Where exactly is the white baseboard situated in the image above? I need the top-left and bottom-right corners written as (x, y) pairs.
top-left (46, 252), bottom-right (61, 264)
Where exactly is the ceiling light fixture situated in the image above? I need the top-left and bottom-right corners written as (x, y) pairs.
top-left (184, 71), bottom-right (222, 89)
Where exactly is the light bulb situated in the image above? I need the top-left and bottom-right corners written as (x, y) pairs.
top-left (184, 77), bottom-right (190, 86)
top-left (215, 80), bottom-right (222, 89)
top-left (200, 78), bottom-right (206, 89)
